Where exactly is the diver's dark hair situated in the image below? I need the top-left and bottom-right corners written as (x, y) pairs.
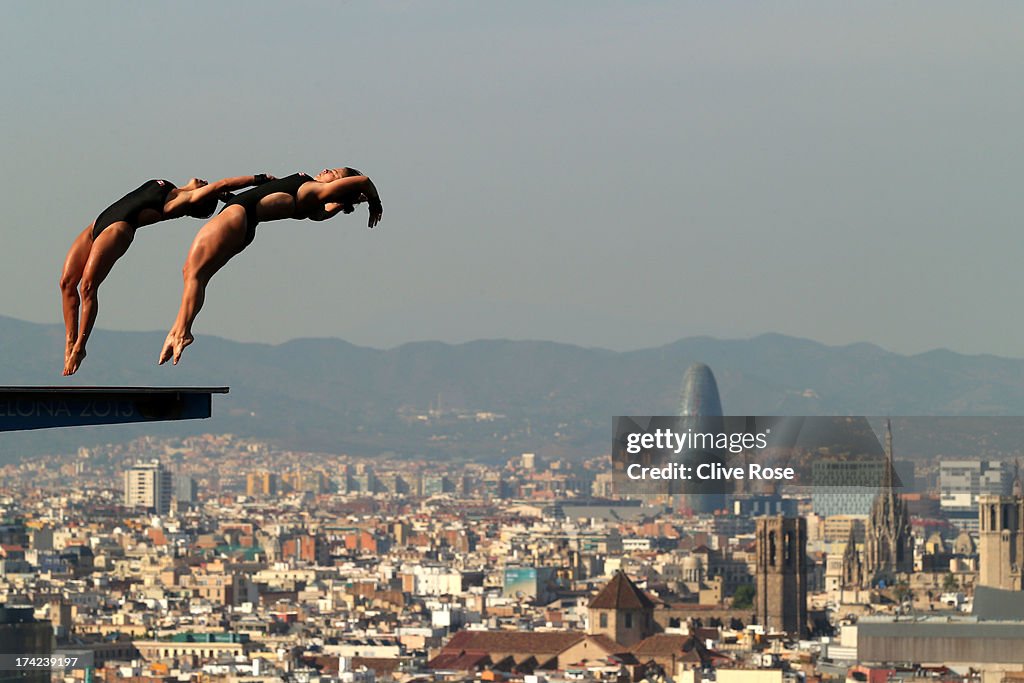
top-left (186, 196), bottom-right (219, 219)
top-left (340, 167), bottom-right (363, 177)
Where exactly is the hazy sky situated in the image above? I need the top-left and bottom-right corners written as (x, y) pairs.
top-left (3, 3), bottom-right (1023, 356)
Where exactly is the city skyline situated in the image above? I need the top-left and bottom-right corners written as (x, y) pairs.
top-left (5, 429), bottom-right (1024, 677)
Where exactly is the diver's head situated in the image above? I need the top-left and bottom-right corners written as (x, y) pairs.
top-left (186, 195), bottom-right (219, 219)
top-left (316, 167), bottom-right (363, 182)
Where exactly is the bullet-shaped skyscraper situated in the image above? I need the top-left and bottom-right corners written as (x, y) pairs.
top-left (677, 363), bottom-right (727, 514)
top-left (679, 363), bottom-right (724, 420)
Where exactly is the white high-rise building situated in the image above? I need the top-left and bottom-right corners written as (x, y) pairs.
top-left (124, 460), bottom-right (172, 515)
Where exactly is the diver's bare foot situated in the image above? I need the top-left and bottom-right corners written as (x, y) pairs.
top-left (64, 346), bottom-right (86, 376)
top-left (159, 333), bottom-right (193, 365)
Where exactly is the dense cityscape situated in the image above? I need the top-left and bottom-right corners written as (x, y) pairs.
top-left (2, 367), bottom-right (1024, 683)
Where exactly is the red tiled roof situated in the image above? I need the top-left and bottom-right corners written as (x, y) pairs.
top-left (631, 634), bottom-right (693, 658)
top-left (588, 571), bottom-right (656, 610)
top-left (427, 651), bottom-right (491, 672)
top-left (630, 634), bottom-right (729, 666)
top-left (351, 657), bottom-right (401, 675)
top-left (442, 631), bottom-right (585, 655)
top-left (585, 634), bottom-right (629, 655)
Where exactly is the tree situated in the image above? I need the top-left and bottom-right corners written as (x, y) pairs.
top-left (732, 584), bottom-right (755, 609)
top-left (942, 572), bottom-right (959, 592)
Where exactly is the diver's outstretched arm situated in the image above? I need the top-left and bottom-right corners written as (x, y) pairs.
top-left (163, 174), bottom-right (273, 217)
top-left (307, 175), bottom-right (382, 227)
top-left (307, 202), bottom-right (351, 221)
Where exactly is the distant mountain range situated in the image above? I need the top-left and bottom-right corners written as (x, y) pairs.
top-left (3, 314), bottom-right (1024, 463)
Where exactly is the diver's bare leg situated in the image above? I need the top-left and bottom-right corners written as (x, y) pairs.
top-left (66, 223), bottom-right (134, 376)
top-left (59, 225), bottom-right (94, 370)
top-left (160, 209), bottom-right (246, 365)
top-left (160, 273), bottom-right (207, 365)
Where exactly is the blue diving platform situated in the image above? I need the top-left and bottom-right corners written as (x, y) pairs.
top-left (0, 386), bottom-right (229, 432)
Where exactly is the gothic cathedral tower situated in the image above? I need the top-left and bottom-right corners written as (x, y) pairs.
top-left (755, 516), bottom-right (808, 637)
top-left (978, 494), bottom-right (1024, 591)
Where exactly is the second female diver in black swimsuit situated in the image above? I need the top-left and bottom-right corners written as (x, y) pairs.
top-left (159, 167), bottom-right (383, 366)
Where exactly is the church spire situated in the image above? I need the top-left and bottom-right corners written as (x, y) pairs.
top-left (842, 523), bottom-right (862, 588)
top-left (865, 418), bottom-right (914, 584)
top-left (884, 418), bottom-right (894, 492)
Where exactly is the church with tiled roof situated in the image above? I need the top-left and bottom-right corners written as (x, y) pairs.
top-left (587, 570), bottom-right (658, 648)
top-left (428, 570), bottom-right (662, 676)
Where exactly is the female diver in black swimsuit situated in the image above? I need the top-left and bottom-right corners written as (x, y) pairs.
top-left (158, 166), bottom-right (382, 366)
top-left (59, 174), bottom-right (271, 375)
